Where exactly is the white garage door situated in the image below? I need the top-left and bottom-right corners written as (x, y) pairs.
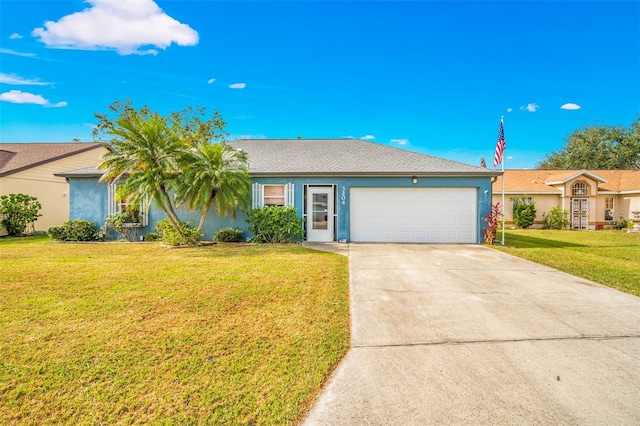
top-left (350, 188), bottom-right (477, 243)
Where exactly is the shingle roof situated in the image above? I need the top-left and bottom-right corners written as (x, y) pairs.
top-left (228, 138), bottom-right (497, 176)
top-left (493, 169), bottom-right (640, 193)
top-left (0, 142), bottom-right (105, 177)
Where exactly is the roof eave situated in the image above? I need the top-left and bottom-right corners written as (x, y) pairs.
top-left (492, 191), bottom-right (562, 195)
top-left (53, 171), bottom-right (105, 178)
top-left (249, 171), bottom-right (501, 178)
top-left (545, 170), bottom-right (608, 185)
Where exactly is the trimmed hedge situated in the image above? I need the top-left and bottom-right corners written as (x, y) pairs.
top-left (48, 220), bottom-right (99, 241)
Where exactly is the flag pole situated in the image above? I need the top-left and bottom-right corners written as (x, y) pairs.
top-left (493, 116), bottom-right (506, 245)
top-left (500, 116), bottom-right (505, 246)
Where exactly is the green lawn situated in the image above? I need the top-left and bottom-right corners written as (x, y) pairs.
top-left (491, 229), bottom-right (640, 296)
top-left (0, 236), bottom-right (350, 425)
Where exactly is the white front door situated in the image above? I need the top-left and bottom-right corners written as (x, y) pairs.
top-left (307, 187), bottom-right (334, 242)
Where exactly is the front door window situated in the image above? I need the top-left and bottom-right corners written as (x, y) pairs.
top-left (312, 193), bottom-right (329, 230)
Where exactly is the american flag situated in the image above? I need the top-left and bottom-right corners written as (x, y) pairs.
top-left (493, 119), bottom-right (506, 167)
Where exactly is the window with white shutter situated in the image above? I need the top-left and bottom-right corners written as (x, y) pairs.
top-left (107, 182), bottom-right (149, 227)
top-left (251, 183), bottom-right (294, 208)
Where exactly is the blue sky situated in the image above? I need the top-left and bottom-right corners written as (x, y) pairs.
top-left (1, 0), bottom-right (638, 169)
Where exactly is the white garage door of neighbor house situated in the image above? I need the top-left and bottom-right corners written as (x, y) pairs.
top-left (350, 188), bottom-right (477, 243)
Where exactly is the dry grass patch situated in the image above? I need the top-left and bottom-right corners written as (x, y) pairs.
top-left (493, 229), bottom-right (640, 296)
top-left (0, 236), bottom-right (349, 424)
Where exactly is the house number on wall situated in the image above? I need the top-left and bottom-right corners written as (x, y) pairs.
top-left (341, 186), bottom-right (346, 205)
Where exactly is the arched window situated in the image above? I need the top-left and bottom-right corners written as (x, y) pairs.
top-left (572, 182), bottom-right (588, 197)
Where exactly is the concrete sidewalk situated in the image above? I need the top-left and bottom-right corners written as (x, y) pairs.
top-left (303, 244), bottom-right (640, 425)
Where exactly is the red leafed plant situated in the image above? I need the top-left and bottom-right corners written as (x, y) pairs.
top-left (483, 202), bottom-right (503, 244)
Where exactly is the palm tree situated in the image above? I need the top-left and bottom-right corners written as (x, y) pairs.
top-left (176, 142), bottom-right (251, 231)
top-left (97, 105), bottom-right (186, 230)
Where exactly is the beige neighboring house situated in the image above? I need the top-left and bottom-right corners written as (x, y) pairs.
top-left (0, 143), bottom-right (108, 235)
top-left (493, 169), bottom-right (640, 230)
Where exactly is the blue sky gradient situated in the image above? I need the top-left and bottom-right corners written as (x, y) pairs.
top-left (1, 0), bottom-right (638, 168)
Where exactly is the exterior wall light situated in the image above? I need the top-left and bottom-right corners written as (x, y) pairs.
top-left (412, 176), bottom-right (418, 184)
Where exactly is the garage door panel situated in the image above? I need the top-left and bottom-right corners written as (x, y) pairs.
top-left (350, 188), bottom-right (477, 243)
top-left (459, 217), bottom-right (473, 226)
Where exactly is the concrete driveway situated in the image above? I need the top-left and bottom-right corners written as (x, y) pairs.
top-left (303, 244), bottom-right (640, 425)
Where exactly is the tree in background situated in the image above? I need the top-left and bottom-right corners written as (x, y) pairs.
top-left (537, 116), bottom-right (640, 169)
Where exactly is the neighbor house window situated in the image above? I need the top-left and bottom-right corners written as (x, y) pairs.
top-left (251, 183), bottom-right (294, 209)
top-left (605, 197), bottom-right (614, 221)
top-left (107, 182), bottom-right (148, 226)
top-left (572, 182), bottom-right (588, 197)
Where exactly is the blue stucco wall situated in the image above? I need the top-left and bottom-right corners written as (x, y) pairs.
top-left (69, 177), bottom-right (109, 225)
top-left (256, 176), bottom-right (493, 243)
top-left (69, 175), bottom-right (493, 243)
top-left (67, 177), bottom-right (248, 240)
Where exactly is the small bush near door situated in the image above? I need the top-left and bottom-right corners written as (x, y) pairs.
top-left (542, 206), bottom-right (570, 229)
top-left (246, 206), bottom-right (304, 243)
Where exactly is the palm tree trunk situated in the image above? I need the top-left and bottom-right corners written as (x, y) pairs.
top-left (159, 186), bottom-right (181, 229)
top-left (197, 198), bottom-right (213, 231)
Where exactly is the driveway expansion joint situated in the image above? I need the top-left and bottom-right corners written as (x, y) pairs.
top-left (353, 334), bottom-right (640, 349)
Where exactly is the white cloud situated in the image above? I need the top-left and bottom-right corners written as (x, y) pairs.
top-left (0, 73), bottom-right (51, 86)
top-left (519, 103), bottom-right (539, 112)
top-left (560, 103), bottom-right (581, 110)
top-left (229, 82), bottom-right (246, 89)
top-left (207, 78), bottom-right (215, 84)
top-left (0, 48), bottom-right (37, 58)
top-left (506, 107), bottom-right (513, 113)
top-left (9, 33), bottom-right (23, 39)
top-left (0, 90), bottom-right (67, 107)
top-left (232, 134), bottom-right (266, 140)
top-left (390, 138), bottom-right (409, 145)
top-left (31, 0), bottom-right (199, 55)
top-left (360, 134), bottom-right (375, 140)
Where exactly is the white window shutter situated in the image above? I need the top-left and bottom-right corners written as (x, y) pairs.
top-left (252, 183), bottom-right (263, 209)
top-left (285, 182), bottom-right (294, 207)
top-left (141, 194), bottom-right (149, 227)
top-left (107, 183), bottom-right (117, 215)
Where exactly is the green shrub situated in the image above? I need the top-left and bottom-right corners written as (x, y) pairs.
top-left (104, 211), bottom-right (140, 242)
top-left (614, 219), bottom-right (633, 230)
top-left (214, 227), bottom-right (244, 242)
top-left (0, 193), bottom-right (42, 236)
top-left (542, 206), bottom-right (570, 229)
top-left (48, 220), bottom-right (98, 241)
top-left (145, 232), bottom-right (160, 242)
top-left (246, 206), bottom-right (304, 243)
top-left (512, 197), bottom-right (536, 229)
top-left (155, 219), bottom-right (202, 246)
